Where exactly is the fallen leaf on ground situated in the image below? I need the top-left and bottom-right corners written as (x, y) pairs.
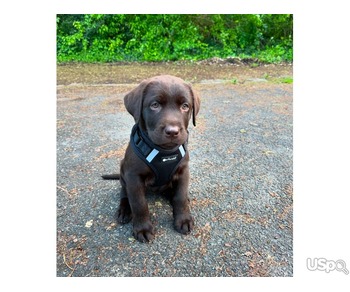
top-left (85, 220), bottom-right (93, 228)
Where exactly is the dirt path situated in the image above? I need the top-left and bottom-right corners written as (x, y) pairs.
top-left (57, 63), bottom-right (293, 276)
top-left (57, 61), bottom-right (292, 85)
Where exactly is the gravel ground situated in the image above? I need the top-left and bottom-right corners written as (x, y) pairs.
top-left (57, 65), bottom-right (293, 277)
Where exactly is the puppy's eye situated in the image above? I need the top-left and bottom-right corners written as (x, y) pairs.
top-left (150, 101), bottom-right (160, 110)
top-left (181, 103), bottom-right (190, 111)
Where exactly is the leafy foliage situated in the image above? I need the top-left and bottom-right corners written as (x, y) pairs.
top-left (57, 14), bottom-right (293, 63)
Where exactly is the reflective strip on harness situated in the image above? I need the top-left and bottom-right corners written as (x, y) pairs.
top-left (179, 145), bottom-right (185, 157)
top-left (146, 149), bottom-right (159, 162)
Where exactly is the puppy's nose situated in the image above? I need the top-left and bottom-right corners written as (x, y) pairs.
top-left (164, 125), bottom-right (180, 137)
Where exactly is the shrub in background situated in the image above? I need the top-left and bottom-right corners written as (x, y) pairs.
top-left (57, 14), bottom-right (293, 63)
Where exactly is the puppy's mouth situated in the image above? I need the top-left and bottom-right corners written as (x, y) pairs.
top-left (147, 128), bottom-right (188, 150)
top-left (153, 136), bottom-right (186, 150)
top-left (158, 141), bottom-right (180, 150)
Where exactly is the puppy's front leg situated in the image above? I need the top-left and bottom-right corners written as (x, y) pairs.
top-left (126, 176), bottom-right (155, 242)
top-left (172, 166), bottom-right (194, 234)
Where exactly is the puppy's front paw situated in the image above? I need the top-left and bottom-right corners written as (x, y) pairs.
top-left (133, 221), bottom-right (155, 243)
top-left (174, 213), bottom-right (194, 234)
top-left (116, 207), bottom-right (132, 224)
top-left (116, 198), bottom-right (132, 224)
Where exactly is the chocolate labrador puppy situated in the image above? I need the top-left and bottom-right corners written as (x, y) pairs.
top-left (102, 75), bottom-right (200, 242)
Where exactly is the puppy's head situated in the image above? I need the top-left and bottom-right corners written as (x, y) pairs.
top-left (124, 75), bottom-right (200, 149)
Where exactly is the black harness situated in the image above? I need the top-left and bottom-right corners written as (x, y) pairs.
top-left (130, 124), bottom-right (187, 186)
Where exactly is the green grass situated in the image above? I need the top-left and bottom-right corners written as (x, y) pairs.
top-left (229, 78), bottom-right (238, 84)
top-left (279, 76), bottom-right (293, 84)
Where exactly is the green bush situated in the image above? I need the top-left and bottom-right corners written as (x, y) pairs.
top-left (57, 14), bottom-right (293, 63)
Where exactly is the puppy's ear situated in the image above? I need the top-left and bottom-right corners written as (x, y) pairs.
top-left (124, 79), bottom-right (150, 124)
top-left (187, 84), bottom-right (201, 126)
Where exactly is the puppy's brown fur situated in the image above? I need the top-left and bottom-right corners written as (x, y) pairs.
top-left (104, 75), bottom-right (200, 242)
